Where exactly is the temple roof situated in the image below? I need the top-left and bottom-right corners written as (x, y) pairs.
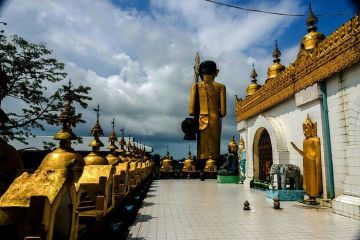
top-left (236, 14), bottom-right (360, 123)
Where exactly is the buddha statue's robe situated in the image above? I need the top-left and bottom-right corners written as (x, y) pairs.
top-left (188, 80), bottom-right (226, 160)
top-left (303, 136), bottom-right (322, 198)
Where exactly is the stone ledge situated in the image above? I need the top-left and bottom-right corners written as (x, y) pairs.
top-left (332, 194), bottom-right (360, 220)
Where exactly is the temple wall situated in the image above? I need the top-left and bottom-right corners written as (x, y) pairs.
top-left (237, 93), bottom-right (327, 197)
top-left (237, 61), bottom-right (360, 219)
top-left (327, 62), bottom-right (360, 219)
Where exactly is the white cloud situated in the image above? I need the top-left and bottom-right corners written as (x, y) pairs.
top-left (1, 0), bottom-right (303, 158)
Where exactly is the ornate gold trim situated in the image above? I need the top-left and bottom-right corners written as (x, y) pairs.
top-left (236, 14), bottom-right (360, 122)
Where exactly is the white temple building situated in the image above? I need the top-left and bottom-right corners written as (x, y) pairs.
top-left (236, 7), bottom-right (360, 220)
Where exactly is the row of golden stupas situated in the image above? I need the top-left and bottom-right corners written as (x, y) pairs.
top-left (0, 85), bottom-right (153, 239)
top-left (245, 4), bottom-right (324, 97)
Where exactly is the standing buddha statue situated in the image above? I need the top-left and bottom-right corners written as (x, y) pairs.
top-left (291, 114), bottom-right (322, 202)
top-left (188, 56), bottom-right (226, 165)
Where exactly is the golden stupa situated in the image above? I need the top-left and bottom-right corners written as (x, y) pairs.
top-left (267, 40), bottom-right (285, 81)
top-left (204, 152), bottom-right (217, 173)
top-left (160, 147), bottom-right (173, 172)
top-left (84, 104), bottom-right (109, 165)
top-left (300, 3), bottom-right (325, 51)
top-left (182, 146), bottom-right (196, 172)
top-left (118, 128), bottom-right (128, 162)
top-left (246, 64), bottom-right (261, 97)
top-left (106, 118), bottom-right (120, 166)
top-left (39, 86), bottom-right (85, 172)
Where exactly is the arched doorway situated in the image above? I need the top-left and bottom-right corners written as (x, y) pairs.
top-left (258, 129), bottom-right (272, 182)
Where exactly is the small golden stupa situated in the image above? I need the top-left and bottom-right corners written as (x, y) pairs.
top-left (39, 81), bottom-right (85, 172)
top-left (106, 118), bottom-right (120, 166)
top-left (246, 64), bottom-right (261, 97)
top-left (300, 3), bottom-right (325, 51)
top-left (84, 104), bottom-right (109, 165)
top-left (182, 146), bottom-right (196, 172)
top-left (125, 135), bottom-right (134, 162)
top-left (267, 40), bottom-right (286, 82)
top-left (118, 128), bottom-right (128, 162)
top-left (204, 152), bottom-right (217, 173)
top-left (160, 147), bottom-right (173, 172)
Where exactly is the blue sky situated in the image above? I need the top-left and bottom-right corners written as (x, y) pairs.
top-left (1, 0), bottom-right (357, 159)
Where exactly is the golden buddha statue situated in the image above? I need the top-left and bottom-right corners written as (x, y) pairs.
top-left (84, 105), bottom-right (109, 165)
top-left (246, 64), bottom-right (261, 97)
top-left (267, 40), bottom-right (285, 82)
top-left (106, 118), bottom-right (120, 166)
top-left (291, 114), bottom-right (322, 200)
top-left (188, 56), bottom-right (226, 162)
top-left (300, 3), bottom-right (325, 52)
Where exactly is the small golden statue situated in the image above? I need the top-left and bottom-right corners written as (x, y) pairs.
top-left (188, 53), bottom-right (226, 161)
top-left (291, 114), bottom-right (322, 201)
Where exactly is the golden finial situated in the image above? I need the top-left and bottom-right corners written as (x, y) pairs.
top-left (107, 118), bottom-right (118, 151)
top-left (127, 134), bottom-right (132, 150)
top-left (250, 63), bottom-right (258, 83)
top-left (165, 146), bottom-right (171, 158)
top-left (246, 64), bottom-right (261, 96)
top-left (39, 79), bottom-right (85, 170)
top-left (55, 79), bottom-right (77, 143)
top-left (84, 105), bottom-right (109, 165)
top-left (306, 3), bottom-right (318, 32)
top-left (106, 118), bottom-right (120, 165)
top-left (89, 104), bottom-right (104, 148)
top-left (267, 40), bottom-right (285, 81)
top-left (119, 127), bottom-right (126, 147)
top-left (300, 3), bottom-right (324, 51)
top-left (272, 40), bottom-right (281, 60)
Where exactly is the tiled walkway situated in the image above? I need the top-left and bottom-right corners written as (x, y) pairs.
top-left (127, 180), bottom-right (360, 240)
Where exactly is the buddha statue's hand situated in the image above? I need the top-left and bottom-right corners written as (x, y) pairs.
top-left (290, 142), bottom-right (304, 156)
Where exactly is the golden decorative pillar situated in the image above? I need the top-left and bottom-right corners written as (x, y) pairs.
top-left (84, 104), bottom-right (109, 165)
top-left (106, 118), bottom-right (120, 166)
top-left (246, 64), bottom-right (261, 97)
top-left (188, 55), bottom-right (226, 161)
top-left (291, 114), bottom-right (322, 200)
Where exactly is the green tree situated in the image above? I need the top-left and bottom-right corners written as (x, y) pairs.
top-left (0, 30), bottom-right (92, 143)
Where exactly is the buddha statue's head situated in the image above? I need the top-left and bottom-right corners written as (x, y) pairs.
top-left (239, 137), bottom-right (245, 151)
top-left (228, 136), bottom-right (238, 153)
top-left (199, 60), bottom-right (219, 82)
top-left (303, 114), bottom-right (317, 138)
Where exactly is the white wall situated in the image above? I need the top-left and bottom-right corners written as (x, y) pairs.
top-left (326, 61), bottom-right (360, 198)
top-left (238, 86), bottom-right (328, 197)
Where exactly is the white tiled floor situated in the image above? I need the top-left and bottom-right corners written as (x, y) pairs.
top-left (127, 180), bottom-right (360, 240)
